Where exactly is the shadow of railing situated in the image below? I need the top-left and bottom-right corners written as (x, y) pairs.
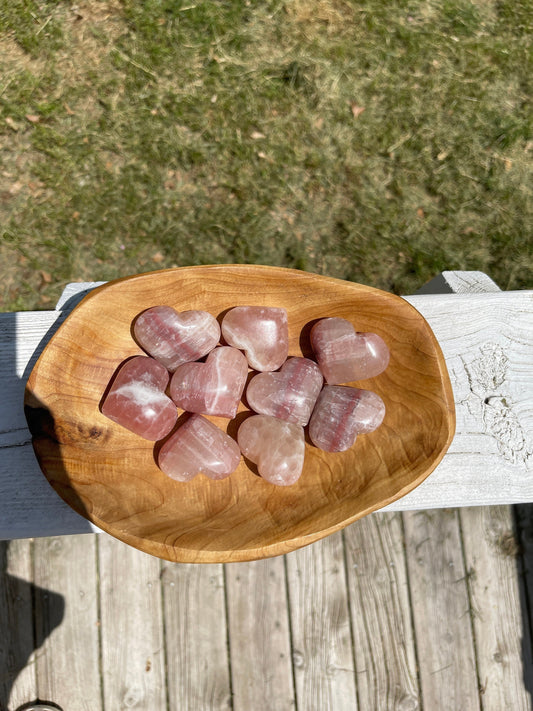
top-left (0, 296), bottom-right (97, 710)
top-left (0, 541), bottom-right (65, 711)
top-left (0, 310), bottom-right (95, 540)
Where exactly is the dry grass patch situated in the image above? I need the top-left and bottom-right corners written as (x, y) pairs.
top-left (283, 0), bottom-right (356, 32)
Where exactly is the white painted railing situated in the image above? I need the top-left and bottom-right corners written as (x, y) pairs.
top-left (1, 271), bottom-right (531, 539)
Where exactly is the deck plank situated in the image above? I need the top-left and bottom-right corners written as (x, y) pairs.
top-left (344, 513), bottom-right (420, 711)
top-left (403, 509), bottom-right (481, 710)
top-left (285, 531), bottom-right (357, 711)
top-left (33, 533), bottom-right (102, 711)
top-left (0, 539), bottom-right (36, 711)
top-left (225, 557), bottom-right (295, 710)
top-left (161, 562), bottom-right (231, 710)
top-left (3, 507), bottom-right (533, 709)
top-left (462, 505), bottom-right (533, 710)
top-left (98, 535), bottom-right (167, 710)
top-left (515, 503), bottom-right (533, 701)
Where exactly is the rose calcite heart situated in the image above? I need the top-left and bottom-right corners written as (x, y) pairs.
top-left (134, 306), bottom-right (220, 372)
top-left (246, 357), bottom-right (323, 426)
top-left (170, 346), bottom-right (248, 418)
top-left (103, 305), bottom-right (389, 486)
top-left (308, 385), bottom-right (386, 452)
top-left (237, 414), bottom-right (305, 486)
top-left (310, 317), bottom-right (390, 384)
top-left (158, 414), bottom-right (241, 482)
top-left (221, 306), bottom-right (289, 372)
top-left (101, 356), bottom-right (178, 440)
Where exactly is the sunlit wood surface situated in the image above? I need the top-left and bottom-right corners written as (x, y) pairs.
top-left (2, 506), bottom-right (533, 711)
top-left (24, 266), bottom-right (454, 563)
top-left (2, 270), bottom-right (532, 709)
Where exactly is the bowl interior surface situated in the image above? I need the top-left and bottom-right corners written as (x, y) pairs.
top-left (24, 265), bottom-right (455, 562)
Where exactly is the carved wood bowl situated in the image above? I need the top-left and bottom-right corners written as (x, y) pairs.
top-left (24, 265), bottom-right (455, 563)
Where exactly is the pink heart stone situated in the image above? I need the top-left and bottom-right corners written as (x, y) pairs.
top-left (246, 357), bottom-right (323, 426)
top-left (308, 385), bottom-right (386, 452)
top-left (170, 346), bottom-right (248, 418)
top-left (158, 414), bottom-right (241, 482)
top-left (101, 356), bottom-right (178, 440)
top-left (133, 306), bottom-right (220, 372)
top-left (237, 414), bottom-right (305, 486)
top-left (310, 317), bottom-right (390, 384)
top-left (221, 306), bottom-right (289, 372)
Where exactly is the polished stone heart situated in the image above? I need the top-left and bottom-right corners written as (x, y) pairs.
top-left (310, 317), bottom-right (390, 384)
top-left (134, 306), bottom-right (220, 372)
top-left (246, 357), bottom-right (323, 426)
top-left (221, 306), bottom-right (289, 372)
top-left (170, 346), bottom-right (248, 418)
top-left (158, 414), bottom-right (241, 482)
top-left (101, 356), bottom-right (178, 440)
top-left (308, 385), bottom-right (386, 452)
top-left (237, 414), bottom-right (305, 486)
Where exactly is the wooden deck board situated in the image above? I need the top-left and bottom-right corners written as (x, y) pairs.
top-left (161, 561), bottom-right (231, 711)
top-left (460, 505), bottom-right (533, 710)
top-left (2, 507), bottom-right (533, 710)
top-left (33, 534), bottom-right (101, 711)
top-left (285, 532), bottom-right (358, 711)
top-left (98, 535), bottom-right (167, 710)
top-left (225, 557), bottom-right (295, 710)
top-left (506, 504), bottom-right (533, 702)
top-left (0, 539), bottom-right (36, 711)
top-left (403, 509), bottom-right (481, 710)
top-left (344, 512), bottom-right (420, 711)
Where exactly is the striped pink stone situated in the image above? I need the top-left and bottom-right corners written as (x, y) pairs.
top-left (310, 317), bottom-right (390, 384)
top-left (133, 306), bottom-right (220, 372)
top-left (221, 306), bottom-right (289, 372)
top-left (158, 414), bottom-right (241, 482)
top-left (246, 357), bottom-right (323, 426)
top-left (101, 356), bottom-right (178, 440)
top-left (237, 414), bottom-right (305, 486)
top-left (308, 385), bottom-right (386, 452)
top-left (170, 346), bottom-right (248, 418)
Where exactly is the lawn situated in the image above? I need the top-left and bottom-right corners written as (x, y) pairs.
top-left (1, 0), bottom-right (531, 311)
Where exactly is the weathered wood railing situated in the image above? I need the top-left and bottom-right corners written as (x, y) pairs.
top-left (1, 271), bottom-right (531, 539)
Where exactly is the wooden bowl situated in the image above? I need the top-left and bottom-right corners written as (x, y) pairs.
top-left (25, 265), bottom-right (455, 563)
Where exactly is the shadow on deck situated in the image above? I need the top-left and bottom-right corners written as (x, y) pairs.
top-left (0, 542), bottom-right (65, 711)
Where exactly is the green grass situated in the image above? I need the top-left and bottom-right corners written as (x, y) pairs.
top-left (1, 0), bottom-right (531, 310)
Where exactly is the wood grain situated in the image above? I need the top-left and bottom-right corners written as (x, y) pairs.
top-left (515, 503), bottom-right (533, 699)
top-left (461, 505), bottom-right (533, 711)
top-left (415, 270), bottom-right (502, 294)
top-left (33, 533), bottom-right (102, 711)
top-left (403, 510), bottom-right (480, 710)
top-left (161, 562), bottom-right (232, 711)
top-left (0, 309), bottom-right (97, 540)
top-left (385, 289), bottom-right (533, 511)
top-left (285, 531), bottom-right (358, 710)
top-left (24, 265), bottom-right (455, 562)
top-left (344, 513), bottom-right (420, 711)
top-left (0, 539), bottom-right (36, 711)
top-left (98, 536), bottom-right (167, 710)
top-left (225, 558), bottom-right (295, 710)
top-left (4, 287), bottom-right (532, 541)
